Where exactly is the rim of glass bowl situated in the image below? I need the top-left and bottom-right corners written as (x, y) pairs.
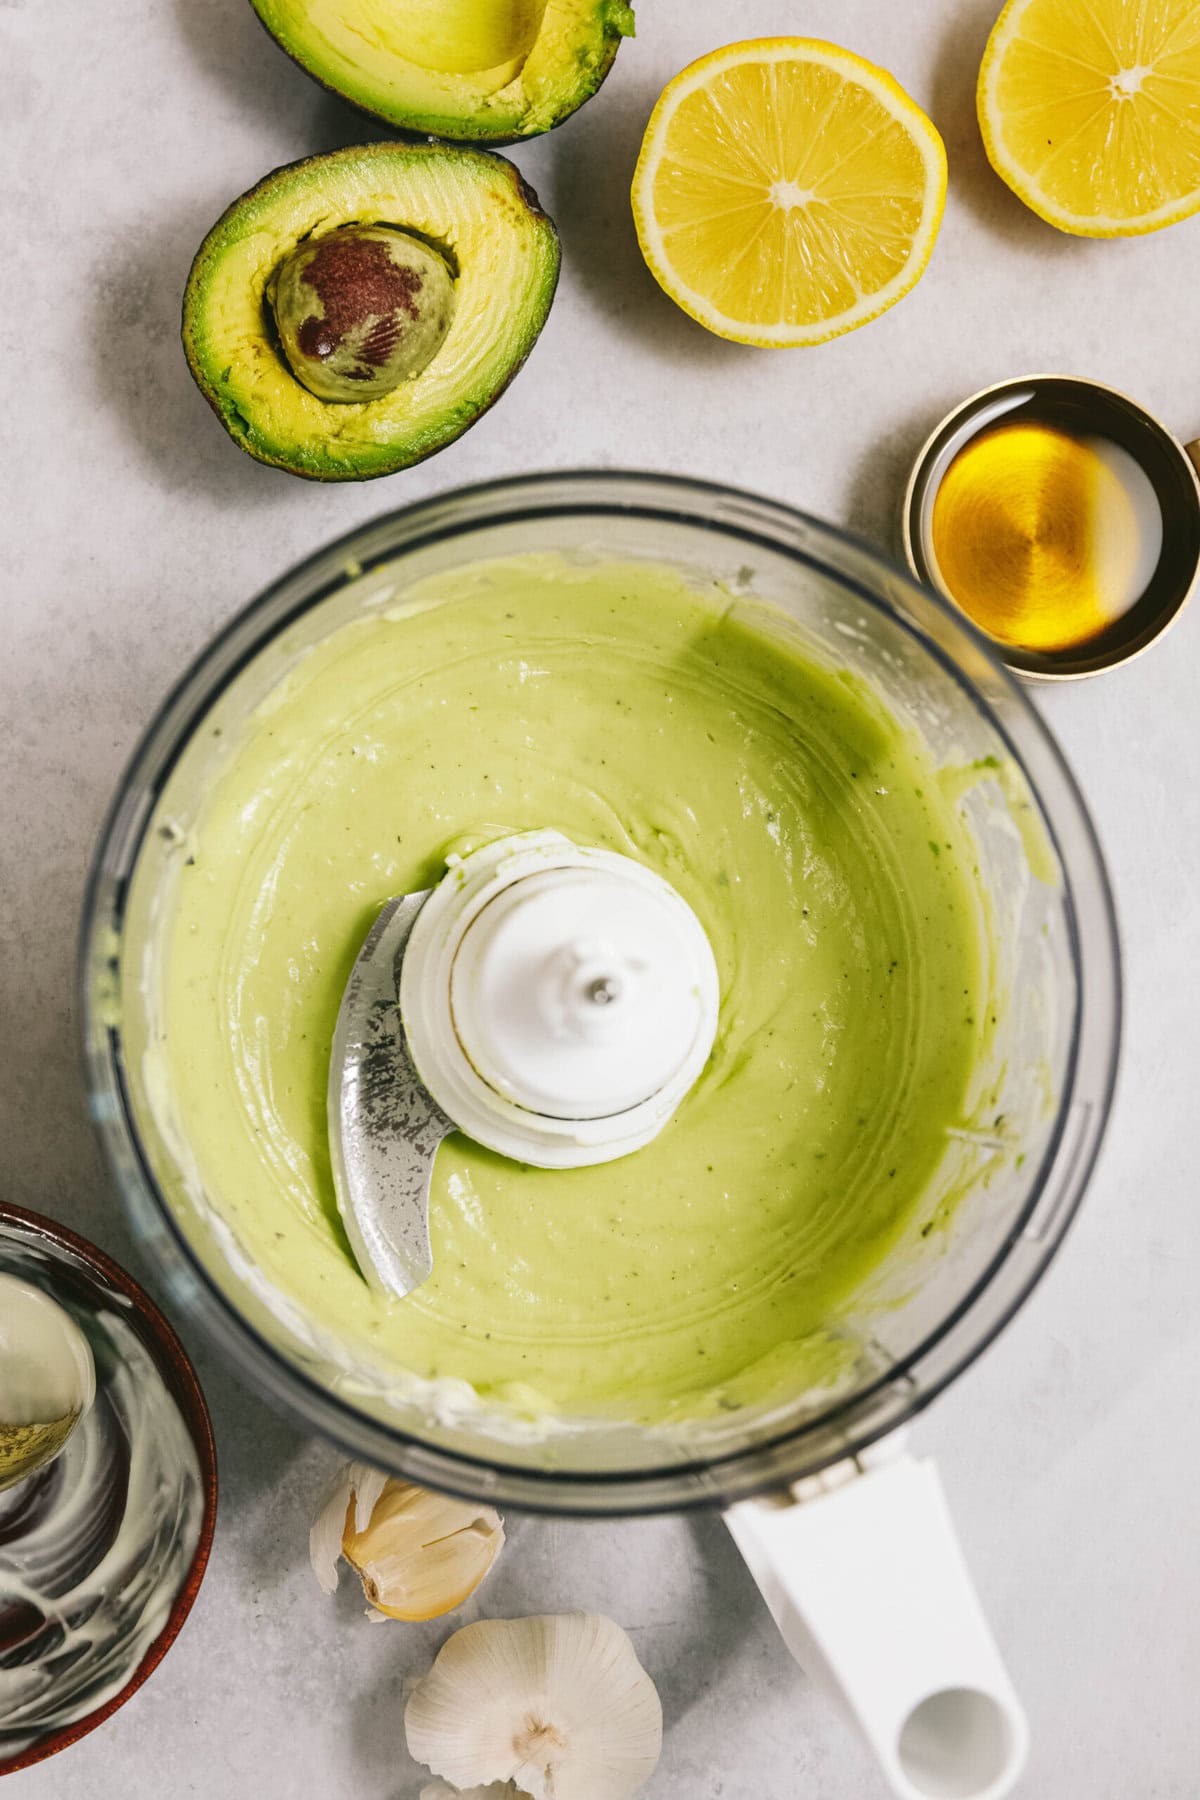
top-left (79, 471), bottom-right (1122, 1516)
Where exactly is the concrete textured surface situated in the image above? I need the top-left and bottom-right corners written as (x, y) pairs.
top-left (3, 0), bottom-right (1199, 1795)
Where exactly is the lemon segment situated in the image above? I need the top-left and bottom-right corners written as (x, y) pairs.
top-left (978, 0), bottom-right (1200, 236)
top-left (631, 38), bottom-right (947, 347)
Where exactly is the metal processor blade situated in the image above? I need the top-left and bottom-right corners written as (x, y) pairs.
top-left (328, 892), bottom-right (453, 1299)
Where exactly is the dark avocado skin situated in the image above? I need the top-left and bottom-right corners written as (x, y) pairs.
top-left (181, 143), bottom-right (561, 482)
top-left (246, 1), bottom-right (633, 145)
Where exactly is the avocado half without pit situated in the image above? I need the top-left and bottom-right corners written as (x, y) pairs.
top-left (182, 142), bottom-right (560, 480)
top-left (248, 0), bottom-right (635, 141)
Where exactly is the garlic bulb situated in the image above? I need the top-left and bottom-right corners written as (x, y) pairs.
top-left (420, 1785), bottom-right (531, 1800)
top-left (309, 1462), bottom-right (503, 1621)
top-left (406, 1613), bottom-right (662, 1800)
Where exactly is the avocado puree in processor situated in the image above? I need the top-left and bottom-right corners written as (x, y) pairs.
top-left (150, 556), bottom-right (991, 1423)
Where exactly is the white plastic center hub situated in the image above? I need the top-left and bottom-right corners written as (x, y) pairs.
top-left (400, 831), bottom-right (721, 1168)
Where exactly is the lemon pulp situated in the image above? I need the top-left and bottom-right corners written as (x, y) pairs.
top-left (632, 38), bottom-right (946, 346)
top-left (978, 0), bottom-right (1200, 235)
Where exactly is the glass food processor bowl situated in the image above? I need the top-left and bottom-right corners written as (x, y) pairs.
top-left (80, 472), bottom-right (1120, 1516)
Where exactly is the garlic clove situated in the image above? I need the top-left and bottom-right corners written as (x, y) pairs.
top-left (347, 1481), bottom-right (504, 1622)
top-left (309, 1462), bottom-right (503, 1620)
top-left (406, 1613), bottom-right (662, 1800)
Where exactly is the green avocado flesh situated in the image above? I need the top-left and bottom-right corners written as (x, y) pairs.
top-left (182, 143), bottom-right (560, 480)
top-left (137, 557), bottom-right (996, 1427)
top-left (249, 0), bottom-right (635, 140)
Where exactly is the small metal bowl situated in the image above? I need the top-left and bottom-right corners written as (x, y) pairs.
top-left (0, 1205), bottom-right (217, 1776)
top-left (903, 374), bottom-right (1200, 681)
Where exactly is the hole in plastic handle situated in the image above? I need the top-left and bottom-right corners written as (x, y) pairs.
top-left (897, 1687), bottom-right (1018, 1799)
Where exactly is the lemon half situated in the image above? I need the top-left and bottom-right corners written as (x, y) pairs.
top-left (631, 38), bottom-right (947, 347)
top-left (978, 0), bottom-right (1200, 236)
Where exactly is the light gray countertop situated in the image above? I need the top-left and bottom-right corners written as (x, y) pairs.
top-left (3, 0), bottom-right (1199, 1794)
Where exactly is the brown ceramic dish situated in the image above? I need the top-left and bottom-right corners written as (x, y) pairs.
top-left (0, 1205), bottom-right (217, 1777)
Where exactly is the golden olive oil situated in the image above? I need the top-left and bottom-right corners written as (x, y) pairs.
top-left (930, 418), bottom-right (1163, 653)
top-left (0, 1412), bottom-right (82, 1491)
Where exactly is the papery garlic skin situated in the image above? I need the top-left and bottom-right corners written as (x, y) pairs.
top-left (309, 1462), bottom-right (503, 1620)
top-left (310, 1461), bottom-right (387, 1594)
top-left (406, 1613), bottom-right (662, 1800)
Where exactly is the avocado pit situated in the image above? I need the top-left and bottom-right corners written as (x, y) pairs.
top-left (272, 224), bottom-right (455, 403)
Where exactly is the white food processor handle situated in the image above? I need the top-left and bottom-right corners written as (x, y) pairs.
top-left (725, 1449), bottom-right (1029, 1800)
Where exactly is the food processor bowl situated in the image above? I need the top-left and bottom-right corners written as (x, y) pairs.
top-left (81, 472), bottom-right (1120, 1799)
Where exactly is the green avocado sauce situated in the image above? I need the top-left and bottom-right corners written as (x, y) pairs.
top-left (149, 557), bottom-right (994, 1423)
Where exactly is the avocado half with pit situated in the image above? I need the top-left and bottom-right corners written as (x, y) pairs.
top-left (182, 142), bottom-right (560, 480)
top-left (248, 0), bottom-right (635, 140)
